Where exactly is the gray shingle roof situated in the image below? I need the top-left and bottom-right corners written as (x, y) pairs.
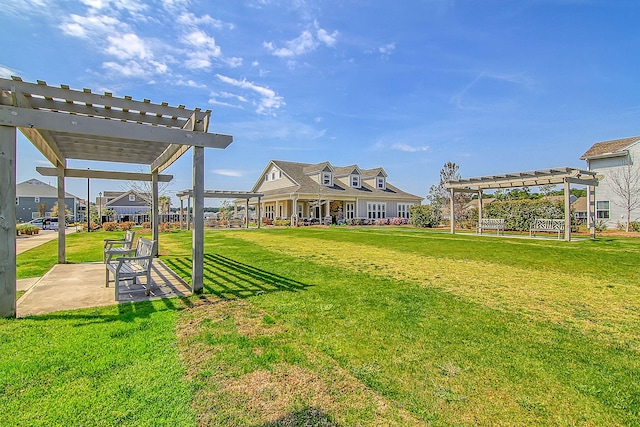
top-left (580, 136), bottom-right (640, 159)
top-left (260, 160), bottom-right (422, 200)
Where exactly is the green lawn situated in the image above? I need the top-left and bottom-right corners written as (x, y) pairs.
top-left (3, 227), bottom-right (639, 426)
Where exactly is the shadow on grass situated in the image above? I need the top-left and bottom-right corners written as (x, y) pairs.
top-left (165, 254), bottom-right (313, 299)
top-left (255, 407), bottom-right (337, 427)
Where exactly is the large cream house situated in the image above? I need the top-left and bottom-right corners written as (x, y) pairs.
top-left (247, 160), bottom-right (423, 224)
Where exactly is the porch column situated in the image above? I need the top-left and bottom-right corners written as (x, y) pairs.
top-left (151, 170), bottom-right (159, 256)
top-left (0, 125), bottom-right (17, 318)
top-left (192, 146), bottom-right (204, 293)
top-left (179, 198), bottom-right (184, 230)
top-left (450, 188), bottom-right (455, 234)
top-left (477, 189), bottom-right (483, 235)
top-left (588, 185), bottom-right (596, 239)
top-left (564, 180), bottom-right (571, 241)
top-left (57, 163), bottom-right (66, 263)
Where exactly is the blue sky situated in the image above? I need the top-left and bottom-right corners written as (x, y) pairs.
top-left (2, 0), bottom-right (639, 205)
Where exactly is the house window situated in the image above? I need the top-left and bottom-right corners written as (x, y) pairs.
top-left (376, 177), bottom-right (386, 190)
top-left (279, 205), bottom-right (283, 218)
top-left (271, 172), bottom-right (276, 180)
top-left (351, 175), bottom-right (360, 188)
top-left (264, 175), bottom-right (269, 182)
top-left (279, 170), bottom-right (282, 178)
top-left (596, 201), bottom-right (610, 219)
top-left (265, 205), bottom-right (274, 220)
top-left (367, 202), bottom-right (386, 219)
top-left (16, 197), bottom-right (19, 206)
top-left (129, 194), bottom-right (136, 202)
top-left (34, 197), bottom-right (40, 203)
top-left (297, 203), bottom-right (303, 218)
top-left (397, 203), bottom-right (413, 219)
top-left (346, 203), bottom-right (355, 219)
top-left (322, 172), bottom-right (333, 187)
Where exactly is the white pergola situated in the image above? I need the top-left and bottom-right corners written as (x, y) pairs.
top-left (0, 77), bottom-right (232, 318)
top-left (445, 167), bottom-right (599, 241)
top-left (175, 189), bottom-right (263, 229)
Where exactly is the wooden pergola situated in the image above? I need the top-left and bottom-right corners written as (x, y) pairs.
top-left (0, 77), bottom-right (232, 318)
top-left (176, 189), bottom-right (263, 229)
top-left (445, 167), bottom-right (599, 241)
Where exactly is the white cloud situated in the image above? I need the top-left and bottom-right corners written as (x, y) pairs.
top-left (106, 33), bottom-right (151, 60)
top-left (392, 143), bottom-right (430, 153)
top-left (216, 74), bottom-right (284, 115)
top-left (0, 65), bottom-right (16, 79)
top-left (59, 14), bottom-right (121, 38)
top-left (265, 24), bottom-right (338, 57)
top-left (177, 12), bottom-right (225, 29)
top-left (379, 42), bottom-right (396, 55)
top-left (212, 169), bottom-right (243, 177)
top-left (176, 79), bottom-right (208, 89)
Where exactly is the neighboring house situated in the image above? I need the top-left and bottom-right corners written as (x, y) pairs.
top-left (581, 136), bottom-right (640, 228)
top-left (103, 190), bottom-right (151, 222)
top-left (16, 178), bottom-right (83, 223)
top-left (246, 160), bottom-right (423, 223)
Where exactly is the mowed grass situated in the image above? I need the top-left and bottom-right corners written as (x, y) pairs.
top-left (3, 227), bottom-right (640, 425)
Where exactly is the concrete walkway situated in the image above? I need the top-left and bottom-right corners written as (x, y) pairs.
top-left (16, 229), bottom-right (192, 317)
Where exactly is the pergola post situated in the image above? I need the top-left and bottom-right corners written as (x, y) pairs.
top-left (588, 185), bottom-right (596, 239)
top-left (257, 197), bottom-right (262, 228)
top-left (192, 146), bottom-right (204, 293)
top-left (245, 199), bottom-right (249, 228)
top-left (57, 164), bottom-right (66, 263)
top-left (478, 189), bottom-right (483, 229)
top-left (151, 170), bottom-right (159, 256)
top-left (0, 125), bottom-right (17, 318)
top-left (564, 180), bottom-right (571, 241)
top-left (450, 188), bottom-right (455, 234)
top-left (179, 198), bottom-right (184, 230)
top-left (187, 196), bottom-right (191, 230)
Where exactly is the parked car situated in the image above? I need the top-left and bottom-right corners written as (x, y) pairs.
top-left (23, 217), bottom-right (60, 230)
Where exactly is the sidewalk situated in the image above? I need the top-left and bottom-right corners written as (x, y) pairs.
top-left (17, 228), bottom-right (76, 255)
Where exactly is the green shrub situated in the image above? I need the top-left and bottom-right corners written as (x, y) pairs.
top-left (630, 222), bottom-right (640, 232)
top-left (102, 222), bottom-right (119, 232)
top-left (273, 219), bottom-right (290, 227)
top-left (410, 205), bottom-right (440, 228)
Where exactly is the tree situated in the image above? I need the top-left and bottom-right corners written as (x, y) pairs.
top-left (427, 162), bottom-right (470, 227)
top-left (51, 201), bottom-right (70, 219)
top-left (158, 195), bottom-right (171, 215)
top-left (608, 156), bottom-right (640, 232)
top-left (37, 203), bottom-right (47, 218)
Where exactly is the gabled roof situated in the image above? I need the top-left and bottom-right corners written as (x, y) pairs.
top-left (105, 190), bottom-right (149, 207)
top-left (333, 165), bottom-right (361, 177)
top-left (252, 160), bottom-right (422, 201)
top-left (17, 178), bottom-right (80, 199)
top-left (580, 136), bottom-right (640, 160)
top-left (303, 161), bottom-right (333, 174)
top-left (361, 167), bottom-right (388, 178)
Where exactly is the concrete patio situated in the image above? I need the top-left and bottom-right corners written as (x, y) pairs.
top-left (17, 260), bottom-right (191, 318)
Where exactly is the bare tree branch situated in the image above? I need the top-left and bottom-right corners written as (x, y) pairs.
top-left (607, 155), bottom-right (640, 232)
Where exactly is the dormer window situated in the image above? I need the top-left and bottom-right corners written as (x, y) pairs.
top-left (351, 174), bottom-right (360, 188)
top-left (376, 177), bottom-right (386, 190)
top-left (129, 194), bottom-right (136, 202)
top-left (322, 172), bottom-right (333, 186)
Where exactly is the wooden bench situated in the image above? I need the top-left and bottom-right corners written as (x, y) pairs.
top-left (105, 237), bottom-right (156, 300)
top-left (477, 218), bottom-right (505, 235)
top-left (530, 218), bottom-right (565, 239)
top-left (103, 230), bottom-right (135, 263)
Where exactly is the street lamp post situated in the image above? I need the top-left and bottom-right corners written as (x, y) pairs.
top-left (99, 192), bottom-right (102, 224)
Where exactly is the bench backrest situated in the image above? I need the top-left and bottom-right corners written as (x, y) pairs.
top-left (533, 218), bottom-right (565, 230)
top-left (480, 218), bottom-right (504, 227)
top-left (122, 230), bottom-right (136, 249)
top-left (134, 238), bottom-right (156, 270)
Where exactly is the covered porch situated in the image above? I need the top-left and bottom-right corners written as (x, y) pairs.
top-left (1, 76), bottom-right (233, 318)
top-left (445, 167), bottom-right (599, 241)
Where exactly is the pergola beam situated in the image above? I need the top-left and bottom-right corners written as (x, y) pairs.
top-left (37, 166), bottom-right (173, 182)
top-left (0, 106), bottom-right (232, 150)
